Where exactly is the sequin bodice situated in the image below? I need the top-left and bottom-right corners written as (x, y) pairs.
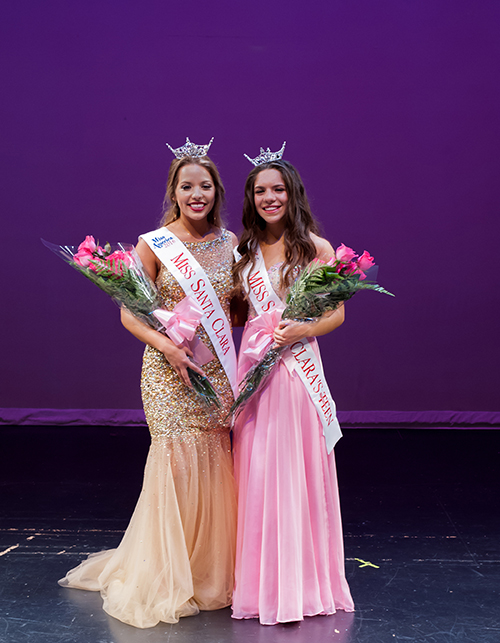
top-left (141, 229), bottom-right (235, 439)
top-left (154, 231), bottom-right (233, 322)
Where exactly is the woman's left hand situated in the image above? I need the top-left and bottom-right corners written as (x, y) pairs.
top-left (273, 320), bottom-right (308, 347)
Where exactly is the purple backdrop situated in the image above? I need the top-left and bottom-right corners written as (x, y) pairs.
top-left (1, 0), bottom-right (499, 422)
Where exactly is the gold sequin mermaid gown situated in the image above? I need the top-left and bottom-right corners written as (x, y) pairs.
top-left (58, 230), bottom-right (237, 628)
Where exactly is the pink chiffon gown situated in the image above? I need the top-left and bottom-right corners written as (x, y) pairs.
top-left (232, 263), bottom-right (354, 625)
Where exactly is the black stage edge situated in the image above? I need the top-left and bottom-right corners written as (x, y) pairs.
top-left (1, 427), bottom-right (499, 643)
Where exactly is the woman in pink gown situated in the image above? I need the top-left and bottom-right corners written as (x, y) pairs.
top-left (232, 147), bottom-right (354, 625)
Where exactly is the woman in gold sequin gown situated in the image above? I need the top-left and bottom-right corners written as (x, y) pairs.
top-left (58, 154), bottom-right (238, 628)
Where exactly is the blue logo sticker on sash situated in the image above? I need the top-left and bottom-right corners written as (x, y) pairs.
top-left (152, 235), bottom-right (175, 249)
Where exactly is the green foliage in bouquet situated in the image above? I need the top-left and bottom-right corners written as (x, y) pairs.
top-left (283, 261), bottom-right (394, 321)
top-left (43, 236), bottom-right (221, 409)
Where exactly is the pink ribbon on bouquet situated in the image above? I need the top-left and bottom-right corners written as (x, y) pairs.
top-left (243, 305), bottom-right (285, 363)
top-left (153, 297), bottom-right (214, 366)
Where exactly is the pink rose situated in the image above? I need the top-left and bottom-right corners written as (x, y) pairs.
top-left (342, 262), bottom-right (360, 276)
top-left (73, 236), bottom-right (98, 268)
top-left (73, 248), bottom-right (94, 267)
top-left (108, 250), bottom-right (133, 267)
top-left (106, 251), bottom-right (132, 272)
top-left (357, 250), bottom-right (375, 272)
top-left (77, 235), bottom-right (97, 254)
top-left (335, 243), bottom-right (357, 263)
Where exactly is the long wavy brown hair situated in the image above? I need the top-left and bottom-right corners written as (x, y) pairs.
top-left (234, 160), bottom-right (320, 291)
top-left (159, 156), bottom-right (225, 227)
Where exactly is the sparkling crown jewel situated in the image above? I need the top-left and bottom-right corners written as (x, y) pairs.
top-left (166, 137), bottom-right (214, 159)
top-left (243, 141), bottom-right (286, 166)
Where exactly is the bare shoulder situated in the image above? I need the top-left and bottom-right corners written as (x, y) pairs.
top-left (310, 233), bottom-right (335, 260)
top-left (136, 236), bottom-right (160, 280)
top-left (135, 236), bottom-right (156, 258)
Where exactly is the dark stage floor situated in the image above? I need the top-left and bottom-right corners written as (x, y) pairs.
top-left (1, 426), bottom-right (499, 643)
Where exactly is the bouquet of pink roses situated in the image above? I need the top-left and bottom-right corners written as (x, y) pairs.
top-left (230, 244), bottom-right (394, 417)
top-left (43, 236), bottom-right (221, 407)
top-left (43, 236), bottom-right (161, 324)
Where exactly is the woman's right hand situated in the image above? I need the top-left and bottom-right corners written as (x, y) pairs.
top-left (161, 340), bottom-right (205, 387)
top-left (120, 308), bottom-right (206, 388)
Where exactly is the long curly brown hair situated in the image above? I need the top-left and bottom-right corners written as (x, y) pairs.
top-left (159, 156), bottom-right (225, 227)
top-left (234, 160), bottom-right (320, 291)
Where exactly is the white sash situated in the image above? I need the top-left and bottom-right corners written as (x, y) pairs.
top-left (242, 245), bottom-right (342, 453)
top-left (141, 228), bottom-right (238, 397)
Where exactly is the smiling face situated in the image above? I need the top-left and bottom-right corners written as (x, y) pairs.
top-left (253, 168), bottom-right (289, 227)
top-left (174, 164), bottom-right (216, 224)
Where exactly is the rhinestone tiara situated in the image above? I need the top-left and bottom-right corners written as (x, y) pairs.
top-left (243, 141), bottom-right (286, 166)
top-left (166, 137), bottom-right (214, 159)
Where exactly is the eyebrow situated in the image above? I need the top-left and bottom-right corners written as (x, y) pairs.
top-left (179, 180), bottom-right (213, 185)
top-left (254, 183), bottom-right (285, 189)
